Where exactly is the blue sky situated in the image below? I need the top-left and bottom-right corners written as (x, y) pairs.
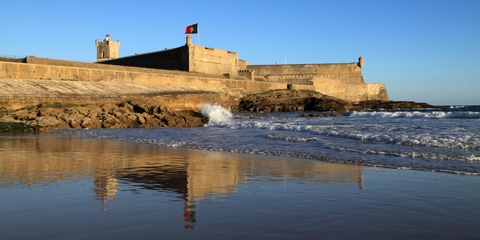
top-left (1, 0), bottom-right (479, 105)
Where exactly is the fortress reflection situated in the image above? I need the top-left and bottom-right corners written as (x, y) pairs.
top-left (0, 133), bottom-right (364, 226)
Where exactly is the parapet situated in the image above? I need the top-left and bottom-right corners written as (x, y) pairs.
top-left (238, 69), bottom-right (255, 81)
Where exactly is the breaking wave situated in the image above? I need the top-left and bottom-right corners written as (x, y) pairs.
top-left (350, 111), bottom-right (480, 119)
top-left (200, 104), bottom-right (233, 125)
top-left (218, 118), bottom-right (480, 150)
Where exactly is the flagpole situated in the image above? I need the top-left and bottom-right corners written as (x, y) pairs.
top-left (197, 23), bottom-right (200, 45)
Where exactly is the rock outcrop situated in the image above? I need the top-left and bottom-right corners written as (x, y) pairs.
top-left (238, 90), bottom-right (439, 112)
top-left (1, 89), bottom-right (442, 133)
top-left (0, 98), bottom-right (208, 133)
top-left (237, 90), bottom-right (349, 112)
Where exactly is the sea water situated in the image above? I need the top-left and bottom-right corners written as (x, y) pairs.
top-left (57, 104), bottom-right (480, 175)
top-left (3, 105), bottom-right (480, 238)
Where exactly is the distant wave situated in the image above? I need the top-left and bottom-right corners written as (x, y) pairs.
top-left (224, 118), bottom-right (480, 150)
top-left (267, 133), bottom-right (480, 161)
top-left (324, 143), bottom-right (480, 162)
top-left (350, 111), bottom-right (480, 119)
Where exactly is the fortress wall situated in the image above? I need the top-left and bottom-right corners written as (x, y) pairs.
top-left (26, 56), bottom-right (190, 74)
top-left (336, 83), bottom-right (389, 102)
top-left (0, 61), bottom-right (316, 97)
top-left (247, 63), bottom-right (364, 85)
top-left (0, 61), bottom-right (387, 103)
top-left (312, 77), bottom-right (347, 100)
top-left (189, 45), bottom-right (240, 77)
top-left (270, 75), bottom-right (314, 85)
top-left (26, 56), bottom-right (90, 68)
top-left (238, 70), bottom-right (254, 81)
top-left (0, 61), bottom-right (231, 86)
top-left (313, 63), bottom-right (361, 74)
top-left (312, 78), bottom-right (388, 102)
top-left (0, 61), bottom-right (286, 94)
top-left (238, 60), bottom-right (248, 70)
top-left (367, 83), bottom-right (389, 101)
top-left (98, 46), bottom-right (189, 71)
top-left (224, 79), bottom-right (286, 93)
top-left (343, 73), bottom-right (364, 84)
top-left (247, 63), bottom-right (361, 76)
top-left (247, 64), bottom-right (317, 76)
top-left (246, 63), bottom-right (385, 101)
top-left (345, 84), bottom-right (368, 102)
top-left (289, 84), bottom-right (316, 91)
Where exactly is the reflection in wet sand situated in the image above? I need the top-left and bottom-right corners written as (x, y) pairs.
top-left (0, 133), bottom-right (363, 227)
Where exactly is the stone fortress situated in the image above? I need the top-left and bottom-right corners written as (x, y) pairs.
top-left (0, 34), bottom-right (388, 109)
top-left (95, 34), bottom-right (388, 102)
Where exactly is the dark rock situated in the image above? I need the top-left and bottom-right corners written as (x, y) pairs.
top-left (238, 90), bottom-right (440, 113)
top-left (68, 120), bottom-right (82, 129)
top-left (80, 117), bottom-right (102, 129)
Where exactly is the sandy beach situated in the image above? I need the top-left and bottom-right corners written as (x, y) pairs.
top-left (1, 133), bottom-right (479, 239)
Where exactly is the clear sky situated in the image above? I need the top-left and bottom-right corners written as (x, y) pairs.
top-left (1, 0), bottom-right (479, 105)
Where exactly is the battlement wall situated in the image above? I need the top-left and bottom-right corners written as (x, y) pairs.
top-left (188, 45), bottom-right (240, 77)
top-left (25, 56), bottom-right (184, 74)
top-left (247, 63), bottom-right (360, 75)
top-left (0, 57), bottom-right (388, 103)
top-left (246, 62), bottom-right (387, 101)
top-left (247, 63), bottom-right (364, 86)
top-left (96, 37), bottom-right (243, 78)
top-left (98, 46), bottom-right (189, 71)
top-left (0, 61), bottom-right (286, 94)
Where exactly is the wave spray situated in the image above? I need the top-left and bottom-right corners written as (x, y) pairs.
top-left (200, 104), bottom-right (233, 125)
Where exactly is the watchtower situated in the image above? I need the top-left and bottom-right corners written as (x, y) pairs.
top-left (95, 34), bottom-right (120, 62)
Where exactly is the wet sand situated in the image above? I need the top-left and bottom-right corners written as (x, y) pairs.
top-left (1, 133), bottom-right (479, 239)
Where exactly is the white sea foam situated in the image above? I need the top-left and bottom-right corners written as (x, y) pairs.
top-left (230, 117), bottom-right (480, 150)
top-left (201, 104), bottom-right (233, 125)
top-left (466, 155), bottom-right (480, 161)
top-left (350, 111), bottom-right (480, 119)
top-left (325, 142), bottom-right (478, 161)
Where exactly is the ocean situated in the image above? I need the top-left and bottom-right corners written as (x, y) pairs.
top-left (57, 104), bottom-right (480, 175)
top-left (2, 105), bottom-right (480, 238)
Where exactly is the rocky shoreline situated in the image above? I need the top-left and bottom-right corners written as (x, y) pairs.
top-left (0, 98), bottom-right (207, 133)
top-left (237, 90), bottom-right (439, 112)
top-left (0, 90), bottom-right (442, 133)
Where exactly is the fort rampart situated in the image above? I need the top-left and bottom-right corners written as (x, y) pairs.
top-left (247, 63), bottom-right (388, 101)
top-left (0, 36), bottom-right (388, 109)
top-left (0, 59), bottom-right (285, 93)
top-left (0, 58), bottom-right (387, 110)
top-left (0, 60), bottom-right (285, 109)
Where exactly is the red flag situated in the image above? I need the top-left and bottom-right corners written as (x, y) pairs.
top-left (185, 23), bottom-right (198, 34)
